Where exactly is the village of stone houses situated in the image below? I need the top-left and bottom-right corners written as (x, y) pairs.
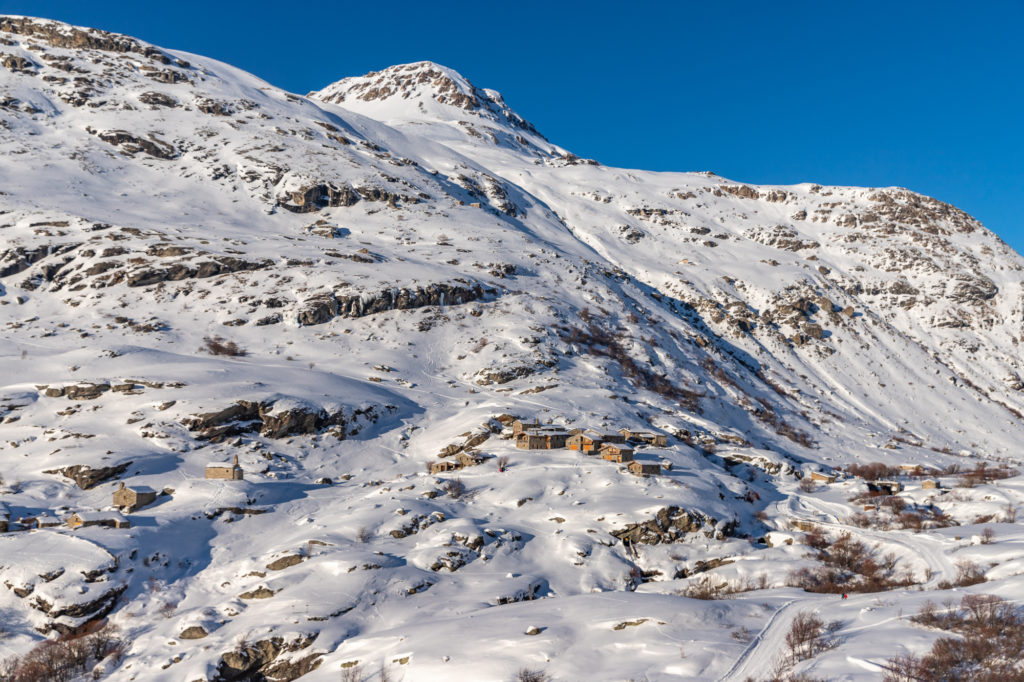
top-left (3, 16), bottom-right (1024, 682)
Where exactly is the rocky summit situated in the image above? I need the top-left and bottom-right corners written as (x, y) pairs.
top-left (2, 16), bottom-right (1024, 682)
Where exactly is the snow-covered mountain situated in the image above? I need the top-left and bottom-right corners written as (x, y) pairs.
top-left (2, 16), bottom-right (1024, 681)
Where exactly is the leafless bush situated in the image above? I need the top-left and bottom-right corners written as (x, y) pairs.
top-left (889, 594), bottom-right (1024, 680)
top-left (496, 456), bottom-right (510, 472)
top-left (0, 622), bottom-right (126, 682)
top-left (340, 663), bottom-right (362, 682)
top-left (785, 611), bottom-right (834, 663)
top-left (789, 532), bottom-right (913, 594)
top-left (980, 527), bottom-right (995, 544)
top-left (201, 336), bottom-right (247, 357)
top-left (953, 559), bottom-right (986, 587)
top-left (845, 462), bottom-right (901, 480)
top-left (798, 477), bottom-right (817, 493)
top-left (513, 668), bottom-right (549, 682)
top-left (443, 477), bottom-right (465, 499)
top-left (1005, 504), bottom-right (1018, 523)
top-left (356, 526), bottom-right (372, 543)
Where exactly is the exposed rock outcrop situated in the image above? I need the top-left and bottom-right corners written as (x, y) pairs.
top-left (611, 506), bottom-right (736, 545)
top-left (297, 281), bottom-right (490, 326)
top-left (44, 462), bottom-right (132, 490)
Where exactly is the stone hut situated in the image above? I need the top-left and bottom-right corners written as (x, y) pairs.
top-left (809, 471), bottom-right (836, 484)
top-left (68, 511), bottom-right (130, 529)
top-left (206, 454), bottom-right (244, 480)
top-left (619, 428), bottom-right (668, 447)
top-left (455, 452), bottom-right (485, 468)
top-left (512, 419), bottom-right (541, 435)
top-left (567, 429), bottom-right (606, 453)
top-left (430, 460), bottom-right (460, 475)
top-left (627, 461), bottom-right (661, 476)
top-left (516, 429), bottom-right (569, 450)
top-left (33, 513), bottom-right (62, 528)
top-left (113, 482), bottom-right (158, 512)
top-left (921, 479), bottom-right (940, 490)
top-left (600, 443), bottom-right (634, 463)
top-left (867, 480), bottom-right (903, 495)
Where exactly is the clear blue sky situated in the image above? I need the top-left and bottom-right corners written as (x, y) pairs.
top-left (4, 1), bottom-right (1023, 250)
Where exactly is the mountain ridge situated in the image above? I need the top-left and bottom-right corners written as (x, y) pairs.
top-left (1, 16), bottom-right (1023, 681)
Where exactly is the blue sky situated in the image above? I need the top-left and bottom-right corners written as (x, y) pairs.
top-left (4, 1), bottom-right (1022, 250)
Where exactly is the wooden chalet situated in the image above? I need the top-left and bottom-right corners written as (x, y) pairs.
top-left (600, 443), bottom-right (634, 463)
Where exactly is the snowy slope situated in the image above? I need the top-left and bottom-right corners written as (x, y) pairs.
top-left (2, 16), bottom-right (1024, 681)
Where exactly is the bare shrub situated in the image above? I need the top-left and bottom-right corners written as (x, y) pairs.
top-left (798, 477), bottom-right (817, 493)
top-left (201, 336), bottom-right (247, 357)
top-left (785, 611), bottom-right (833, 663)
top-left (356, 526), bottom-right (372, 543)
top-left (953, 559), bottom-right (986, 587)
top-left (496, 456), bottom-right (510, 472)
top-left (1004, 504), bottom-right (1018, 523)
top-left (443, 477), bottom-right (465, 499)
top-left (846, 462), bottom-right (900, 480)
top-left (980, 527), bottom-right (995, 544)
top-left (514, 668), bottom-right (550, 682)
top-left (789, 532), bottom-right (913, 594)
top-left (890, 594), bottom-right (1024, 680)
top-left (340, 664), bottom-right (362, 682)
top-left (0, 622), bottom-right (126, 682)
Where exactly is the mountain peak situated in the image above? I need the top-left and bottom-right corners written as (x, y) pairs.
top-left (312, 61), bottom-right (545, 139)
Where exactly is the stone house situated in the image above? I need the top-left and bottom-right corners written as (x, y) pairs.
top-left (206, 454), bottom-right (244, 480)
top-left (112, 482), bottom-right (158, 512)
top-left (867, 480), bottom-right (903, 495)
top-left (512, 419), bottom-right (541, 435)
top-left (600, 443), bottom-right (634, 463)
top-left (619, 428), bottom-right (668, 446)
top-left (921, 479), bottom-right (940, 490)
top-left (567, 429), bottom-right (605, 453)
top-left (430, 460), bottom-right (460, 474)
top-left (627, 461), bottom-right (661, 476)
top-left (33, 513), bottom-right (62, 528)
top-left (516, 429), bottom-right (569, 450)
top-left (456, 452), bottom-right (485, 468)
top-left (809, 471), bottom-right (836, 483)
top-left (68, 511), bottom-right (130, 529)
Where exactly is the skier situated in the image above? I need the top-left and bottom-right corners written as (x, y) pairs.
top-left (842, 593), bottom-right (848, 600)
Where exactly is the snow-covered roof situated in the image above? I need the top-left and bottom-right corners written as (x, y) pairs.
top-left (522, 428), bottom-right (569, 437)
top-left (122, 485), bottom-right (157, 494)
top-left (72, 510), bottom-right (127, 522)
top-left (206, 462), bottom-right (239, 469)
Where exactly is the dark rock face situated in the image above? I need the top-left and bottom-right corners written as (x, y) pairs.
top-left (44, 462), bottom-right (132, 489)
top-left (278, 182), bottom-right (360, 213)
top-left (212, 635), bottom-right (321, 682)
top-left (297, 282), bottom-right (489, 326)
top-left (610, 506), bottom-right (736, 545)
top-left (124, 256), bottom-right (271, 287)
top-left (182, 399), bottom-right (380, 441)
top-left (179, 625), bottom-right (208, 639)
top-left (96, 129), bottom-right (177, 159)
top-left (0, 243), bottom-right (80, 278)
